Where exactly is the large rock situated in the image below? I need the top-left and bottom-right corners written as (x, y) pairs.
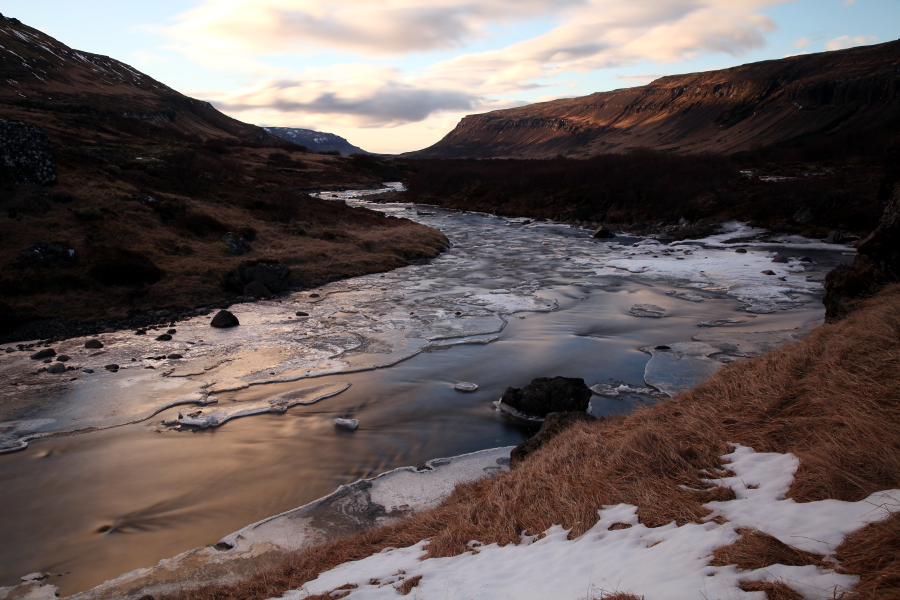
top-left (499, 376), bottom-right (593, 419)
top-left (222, 233), bottom-right (253, 256)
top-left (824, 182), bottom-right (900, 320)
top-left (18, 241), bottom-right (75, 264)
top-left (210, 310), bottom-right (239, 328)
top-left (510, 411), bottom-right (599, 466)
top-left (591, 225), bottom-right (615, 239)
top-left (237, 260), bottom-right (291, 293)
top-left (0, 120), bottom-right (57, 185)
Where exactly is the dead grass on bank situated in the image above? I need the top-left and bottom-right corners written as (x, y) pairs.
top-left (166, 286), bottom-right (900, 600)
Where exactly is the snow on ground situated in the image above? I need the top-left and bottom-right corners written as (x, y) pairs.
top-left (272, 445), bottom-right (900, 600)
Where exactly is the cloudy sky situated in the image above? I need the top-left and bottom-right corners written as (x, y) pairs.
top-left (5, 1), bottom-right (897, 153)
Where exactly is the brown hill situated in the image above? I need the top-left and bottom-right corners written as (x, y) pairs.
top-left (409, 40), bottom-right (900, 159)
top-left (0, 15), bottom-right (445, 339)
top-left (0, 13), bottom-right (269, 143)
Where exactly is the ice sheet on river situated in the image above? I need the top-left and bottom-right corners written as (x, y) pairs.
top-left (0, 198), bottom-right (847, 447)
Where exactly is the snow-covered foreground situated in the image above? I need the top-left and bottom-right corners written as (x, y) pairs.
top-left (274, 445), bottom-right (900, 600)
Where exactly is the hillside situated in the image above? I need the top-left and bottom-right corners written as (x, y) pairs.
top-left (408, 40), bottom-right (900, 159)
top-left (264, 127), bottom-right (369, 156)
top-left (0, 15), bottom-right (445, 339)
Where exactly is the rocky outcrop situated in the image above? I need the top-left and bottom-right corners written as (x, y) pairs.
top-left (408, 40), bottom-right (900, 159)
top-left (0, 120), bottom-right (56, 185)
top-left (499, 376), bottom-right (593, 419)
top-left (225, 260), bottom-right (292, 294)
top-left (824, 182), bottom-right (900, 320)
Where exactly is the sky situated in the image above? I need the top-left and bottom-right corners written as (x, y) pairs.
top-left (3, 1), bottom-right (897, 154)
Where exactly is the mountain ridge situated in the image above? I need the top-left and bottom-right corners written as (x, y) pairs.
top-left (263, 127), bottom-right (369, 155)
top-left (407, 40), bottom-right (900, 159)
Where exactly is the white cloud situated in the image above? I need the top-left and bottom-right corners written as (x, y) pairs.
top-left (826, 34), bottom-right (878, 51)
top-left (844, 0), bottom-right (856, 6)
top-left (170, 0), bottom-right (792, 135)
top-left (792, 37), bottom-right (810, 48)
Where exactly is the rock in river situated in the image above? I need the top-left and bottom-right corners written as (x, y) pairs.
top-left (210, 310), bottom-right (239, 328)
top-left (629, 303), bottom-right (667, 318)
top-left (499, 376), bottom-right (593, 420)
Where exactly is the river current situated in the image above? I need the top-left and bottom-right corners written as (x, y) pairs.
top-left (0, 188), bottom-right (853, 595)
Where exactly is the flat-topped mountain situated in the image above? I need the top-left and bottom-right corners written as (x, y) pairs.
top-left (409, 40), bottom-right (900, 159)
top-left (264, 127), bottom-right (369, 155)
top-left (0, 13), bottom-right (269, 142)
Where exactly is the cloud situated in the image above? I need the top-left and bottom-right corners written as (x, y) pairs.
top-left (206, 65), bottom-right (483, 127)
top-left (826, 34), bottom-right (878, 51)
top-left (792, 37), bottom-right (810, 48)
top-left (172, 0), bottom-right (792, 129)
top-left (167, 0), bottom-right (584, 60)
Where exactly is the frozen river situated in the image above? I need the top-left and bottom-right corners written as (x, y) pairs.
top-left (0, 188), bottom-right (854, 596)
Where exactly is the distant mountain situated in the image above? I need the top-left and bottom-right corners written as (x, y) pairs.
top-left (407, 40), bottom-right (900, 159)
top-left (263, 127), bottom-right (369, 155)
top-left (0, 13), bottom-right (271, 142)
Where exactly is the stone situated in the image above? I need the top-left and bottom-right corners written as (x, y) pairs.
top-left (309, 293), bottom-right (320, 298)
top-left (0, 120), bottom-right (57, 185)
top-left (628, 303), bottom-right (667, 318)
top-left (762, 270), bottom-right (776, 275)
top-left (47, 363), bottom-right (66, 374)
top-left (55, 355), bottom-right (70, 362)
top-left (166, 329), bottom-right (177, 334)
top-left (82, 368), bottom-right (94, 373)
top-left (334, 418), bottom-right (359, 430)
top-left (771, 254), bottom-right (789, 263)
top-left (454, 382), bottom-right (479, 392)
top-left (210, 310), bottom-right (239, 328)
top-left (243, 281), bottom-right (273, 298)
top-left (135, 329), bottom-right (146, 335)
top-left (222, 233), bottom-right (253, 256)
top-left (236, 260), bottom-right (291, 293)
top-left (167, 353), bottom-right (183, 359)
top-left (793, 207), bottom-right (815, 225)
top-left (104, 364), bottom-right (119, 371)
top-left (735, 248), bottom-right (747, 253)
top-left (84, 339), bottom-right (104, 349)
top-left (510, 411), bottom-right (599, 466)
top-left (825, 231), bottom-right (845, 244)
top-left (18, 241), bottom-right (75, 264)
top-left (591, 225), bottom-right (615, 239)
top-left (155, 334), bottom-right (172, 341)
top-left (295, 311), bottom-right (309, 317)
top-left (499, 376), bottom-right (593, 419)
top-left (800, 257), bottom-right (813, 263)
top-left (30, 348), bottom-right (55, 360)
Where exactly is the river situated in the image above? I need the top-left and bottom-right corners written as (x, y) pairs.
top-left (0, 188), bottom-right (854, 596)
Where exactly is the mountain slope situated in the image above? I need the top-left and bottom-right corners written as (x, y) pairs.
top-left (409, 40), bottom-right (900, 159)
top-left (264, 127), bottom-right (369, 155)
top-left (0, 13), bottom-right (269, 142)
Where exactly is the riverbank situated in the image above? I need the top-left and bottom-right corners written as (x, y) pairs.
top-left (151, 283), bottom-right (900, 600)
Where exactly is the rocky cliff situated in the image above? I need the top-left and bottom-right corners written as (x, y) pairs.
top-left (409, 40), bottom-right (900, 159)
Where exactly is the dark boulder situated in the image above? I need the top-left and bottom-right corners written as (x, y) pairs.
top-left (824, 182), bottom-right (900, 320)
top-left (84, 339), bottom-right (103, 349)
top-left (825, 231), bottom-right (845, 244)
top-left (47, 363), bottom-right (67, 374)
top-left (87, 246), bottom-right (162, 286)
top-left (591, 225), bottom-right (615, 239)
top-left (18, 242), bottom-right (75, 265)
top-left (237, 260), bottom-right (291, 293)
top-left (499, 376), bottom-right (593, 419)
top-left (510, 412), bottom-right (599, 466)
top-left (155, 334), bottom-right (172, 341)
top-left (243, 281), bottom-right (273, 298)
top-left (30, 348), bottom-right (56, 360)
top-left (0, 120), bottom-right (57, 185)
top-left (210, 310), bottom-right (239, 328)
top-left (222, 233), bottom-right (253, 256)
top-left (771, 254), bottom-right (789, 263)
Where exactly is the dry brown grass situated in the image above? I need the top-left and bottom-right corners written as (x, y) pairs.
top-left (738, 581), bottom-right (805, 600)
top-left (836, 513), bottom-right (900, 599)
top-left (710, 528), bottom-right (829, 570)
top-left (1, 143), bottom-right (448, 325)
top-left (165, 286), bottom-right (900, 600)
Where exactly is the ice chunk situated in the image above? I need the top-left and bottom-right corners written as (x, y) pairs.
top-left (334, 418), bottom-right (358, 430)
top-left (629, 303), bottom-right (667, 318)
top-left (454, 382), bottom-right (478, 392)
